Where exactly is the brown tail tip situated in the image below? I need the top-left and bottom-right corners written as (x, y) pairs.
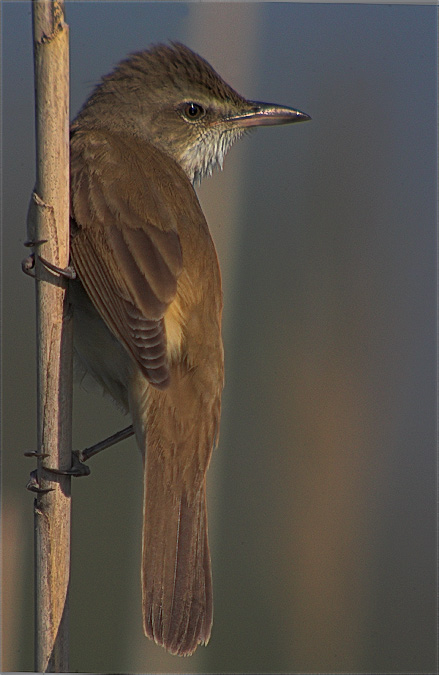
top-left (144, 607), bottom-right (211, 657)
top-left (142, 489), bottom-right (213, 656)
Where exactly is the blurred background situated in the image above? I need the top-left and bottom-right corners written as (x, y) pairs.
top-left (2, 3), bottom-right (437, 673)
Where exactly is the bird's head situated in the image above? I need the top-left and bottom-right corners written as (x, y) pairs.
top-left (75, 42), bottom-right (310, 184)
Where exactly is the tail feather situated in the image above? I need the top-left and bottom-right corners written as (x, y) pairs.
top-left (142, 459), bottom-right (213, 656)
top-left (130, 362), bottom-right (220, 657)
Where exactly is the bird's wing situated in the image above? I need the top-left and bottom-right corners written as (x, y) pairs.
top-left (70, 129), bottom-right (188, 389)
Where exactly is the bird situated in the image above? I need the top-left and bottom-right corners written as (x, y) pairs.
top-left (68, 41), bottom-right (310, 657)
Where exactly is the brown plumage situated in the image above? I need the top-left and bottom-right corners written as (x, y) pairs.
top-left (70, 42), bottom-right (309, 656)
top-left (71, 127), bottom-right (222, 655)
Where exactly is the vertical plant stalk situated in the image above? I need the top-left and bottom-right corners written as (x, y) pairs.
top-left (30, 1), bottom-right (71, 671)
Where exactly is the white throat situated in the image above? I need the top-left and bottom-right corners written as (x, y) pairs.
top-left (178, 127), bottom-right (245, 184)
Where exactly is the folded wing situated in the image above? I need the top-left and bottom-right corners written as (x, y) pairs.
top-left (70, 129), bottom-right (185, 388)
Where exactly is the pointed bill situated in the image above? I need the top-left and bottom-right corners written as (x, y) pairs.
top-left (227, 101), bottom-right (311, 128)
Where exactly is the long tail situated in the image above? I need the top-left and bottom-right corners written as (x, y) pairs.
top-left (129, 371), bottom-right (218, 656)
top-left (142, 457), bottom-right (212, 656)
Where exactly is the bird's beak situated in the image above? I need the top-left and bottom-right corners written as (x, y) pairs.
top-left (227, 101), bottom-right (311, 128)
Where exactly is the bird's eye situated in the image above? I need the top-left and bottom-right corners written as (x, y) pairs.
top-left (181, 102), bottom-right (206, 121)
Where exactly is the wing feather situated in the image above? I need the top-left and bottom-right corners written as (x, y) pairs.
top-left (70, 129), bottom-right (186, 388)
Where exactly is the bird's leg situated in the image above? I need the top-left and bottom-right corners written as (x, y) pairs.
top-left (21, 239), bottom-right (47, 277)
top-left (26, 470), bottom-right (54, 494)
top-left (25, 456), bottom-right (88, 493)
top-left (37, 255), bottom-right (77, 280)
top-left (22, 234), bottom-right (133, 484)
top-left (24, 449), bottom-right (90, 484)
top-left (24, 425), bottom-right (135, 490)
top-left (78, 425), bottom-right (135, 462)
top-left (21, 239), bottom-right (77, 280)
